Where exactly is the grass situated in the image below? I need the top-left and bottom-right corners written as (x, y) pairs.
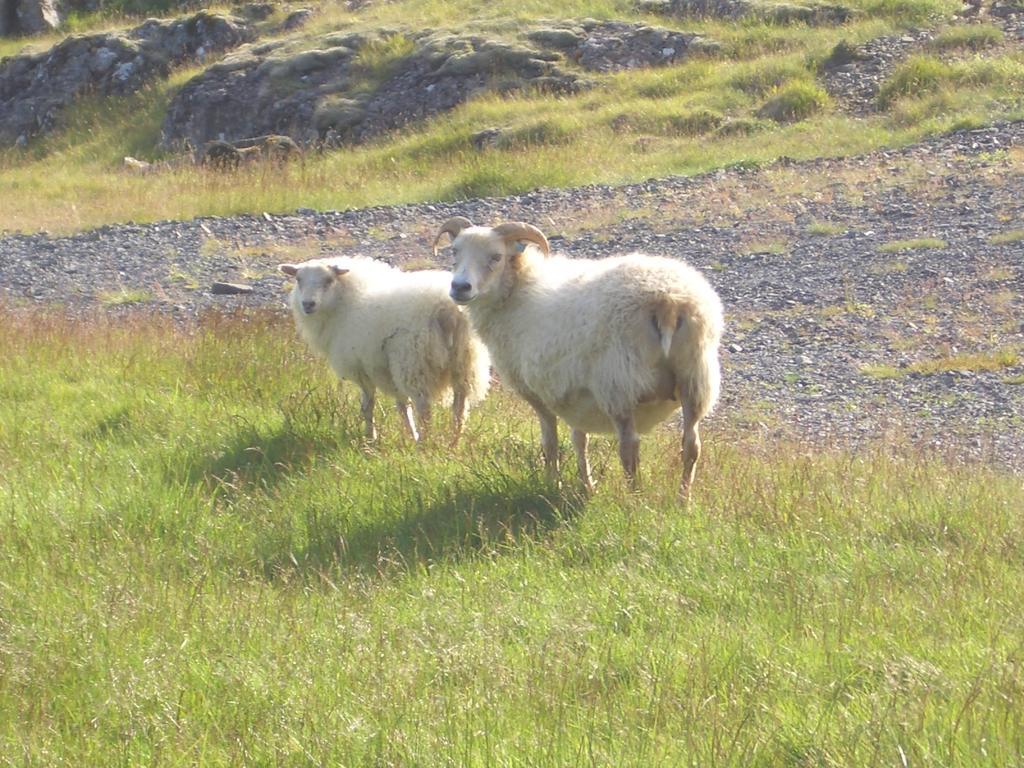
top-left (97, 287), bottom-right (155, 306)
top-left (1, 307), bottom-right (1022, 764)
top-left (861, 347), bottom-right (1020, 378)
top-left (3, 0), bottom-right (1024, 233)
top-left (806, 220), bottom-right (847, 236)
top-left (878, 237), bottom-right (947, 252)
top-left (927, 23), bottom-right (1004, 52)
top-left (988, 229), bottom-right (1024, 245)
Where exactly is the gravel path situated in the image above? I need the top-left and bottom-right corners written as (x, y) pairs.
top-left (2, 122), bottom-right (1023, 472)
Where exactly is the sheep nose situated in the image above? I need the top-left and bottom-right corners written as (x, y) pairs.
top-left (302, 300), bottom-right (316, 314)
top-left (450, 280), bottom-right (472, 300)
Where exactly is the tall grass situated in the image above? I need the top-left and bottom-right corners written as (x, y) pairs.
top-left (1, 308), bottom-right (1022, 764)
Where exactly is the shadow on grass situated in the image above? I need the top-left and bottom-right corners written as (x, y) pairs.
top-left (258, 467), bottom-right (587, 579)
top-left (181, 387), bottom-right (362, 493)
top-left (182, 425), bottom-right (348, 494)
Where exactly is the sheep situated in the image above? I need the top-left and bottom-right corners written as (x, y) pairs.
top-left (278, 256), bottom-right (490, 444)
top-left (434, 218), bottom-right (723, 500)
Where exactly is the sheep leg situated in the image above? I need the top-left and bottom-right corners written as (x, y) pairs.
top-left (612, 413), bottom-right (641, 490)
top-left (571, 428), bottom-right (594, 494)
top-left (412, 394), bottom-right (432, 444)
top-left (360, 388), bottom-right (377, 442)
top-left (519, 392), bottom-right (559, 482)
top-left (396, 398), bottom-right (419, 442)
top-left (679, 411), bottom-right (702, 503)
top-left (450, 388), bottom-right (468, 448)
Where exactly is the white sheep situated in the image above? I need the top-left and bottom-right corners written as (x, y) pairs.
top-left (434, 218), bottom-right (723, 499)
top-left (278, 256), bottom-right (490, 444)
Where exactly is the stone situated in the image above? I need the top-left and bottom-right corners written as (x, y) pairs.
top-left (530, 20), bottom-right (718, 73)
top-left (0, 12), bottom-right (254, 146)
top-left (7, 0), bottom-right (60, 35)
top-left (280, 8), bottom-right (314, 31)
top-left (211, 281), bottom-right (254, 295)
top-left (160, 30), bottom-right (584, 150)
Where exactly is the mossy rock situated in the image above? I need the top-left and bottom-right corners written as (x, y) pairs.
top-left (757, 0), bottom-right (854, 22)
top-left (313, 97), bottom-right (366, 133)
top-left (667, 109), bottom-right (724, 135)
top-left (715, 117), bottom-right (772, 136)
top-left (821, 39), bottom-right (862, 70)
top-left (527, 28), bottom-right (585, 50)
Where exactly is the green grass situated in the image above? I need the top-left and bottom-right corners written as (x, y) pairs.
top-left (806, 220), bottom-right (847, 236)
top-left (3, 0), bottom-right (1024, 233)
top-left (927, 23), bottom-right (1004, 52)
top-left (2, 308), bottom-right (1022, 764)
top-left (878, 237), bottom-right (947, 252)
top-left (97, 287), bottom-right (155, 306)
top-left (861, 347), bottom-right (1020, 378)
top-left (756, 79), bottom-right (832, 123)
top-left (988, 229), bottom-right (1024, 245)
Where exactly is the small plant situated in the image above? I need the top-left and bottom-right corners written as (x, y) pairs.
top-left (806, 221), bottom-right (846, 236)
top-left (351, 33), bottom-right (416, 89)
top-left (729, 60), bottom-right (806, 96)
top-left (97, 288), bottom-right (153, 306)
top-left (495, 119), bottom-right (574, 149)
top-left (741, 240), bottom-right (787, 256)
top-left (869, 259), bottom-right (909, 274)
top-left (983, 266), bottom-right (1014, 281)
top-left (756, 80), bottom-right (830, 123)
top-left (878, 56), bottom-right (952, 108)
top-left (715, 118), bottom-right (772, 137)
top-left (878, 238), bottom-right (946, 252)
top-left (988, 229), bottom-right (1024, 245)
top-left (928, 24), bottom-right (1003, 52)
top-left (862, 348), bottom-right (1020, 377)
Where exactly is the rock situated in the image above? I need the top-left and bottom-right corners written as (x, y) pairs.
top-left (123, 156), bottom-right (152, 173)
top-left (211, 281), bottom-right (254, 295)
top-left (160, 30), bottom-right (584, 150)
top-left (0, 12), bottom-right (254, 146)
top-left (530, 20), bottom-right (718, 72)
top-left (471, 127), bottom-right (504, 150)
top-left (280, 8), bottom-right (315, 31)
top-left (821, 39), bottom-right (863, 70)
top-left (1, 0), bottom-right (60, 36)
top-left (238, 2), bottom-right (274, 20)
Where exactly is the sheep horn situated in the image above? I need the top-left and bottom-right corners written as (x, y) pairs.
top-left (433, 216), bottom-right (473, 256)
top-left (493, 222), bottom-right (550, 256)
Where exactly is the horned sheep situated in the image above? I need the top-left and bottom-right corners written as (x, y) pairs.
top-left (435, 218), bottom-right (723, 499)
top-left (279, 256), bottom-right (490, 444)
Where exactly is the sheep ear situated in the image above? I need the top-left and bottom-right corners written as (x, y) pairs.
top-left (279, 263), bottom-right (298, 276)
top-left (513, 241), bottom-right (527, 253)
top-left (330, 266), bottom-right (349, 278)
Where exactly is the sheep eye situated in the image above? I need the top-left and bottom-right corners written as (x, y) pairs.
top-left (489, 253), bottom-right (502, 263)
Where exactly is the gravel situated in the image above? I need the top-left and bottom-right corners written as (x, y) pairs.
top-left (2, 121), bottom-right (1023, 473)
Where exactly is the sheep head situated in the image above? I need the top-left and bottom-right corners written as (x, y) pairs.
top-left (446, 221), bottom-right (551, 305)
top-left (279, 260), bottom-right (349, 316)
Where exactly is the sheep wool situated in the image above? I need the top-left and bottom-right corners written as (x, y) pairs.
top-left (279, 256), bottom-right (490, 443)
top-left (438, 219), bottom-right (722, 500)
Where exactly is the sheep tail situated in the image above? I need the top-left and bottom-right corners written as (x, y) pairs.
top-left (655, 296), bottom-right (722, 421)
top-left (653, 300), bottom-right (681, 358)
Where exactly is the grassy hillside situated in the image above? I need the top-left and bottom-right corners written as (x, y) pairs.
top-left (3, 0), bottom-right (1024, 232)
top-left (1, 308), bottom-right (1022, 764)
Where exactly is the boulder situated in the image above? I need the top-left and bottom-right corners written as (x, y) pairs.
top-left (528, 20), bottom-right (718, 72)
top-left (0, 12), bottom-right (254, 146)
top-left (161, 30), bottom-right (585, 150)
top-left (1, 0), bottom-right (60, 35)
